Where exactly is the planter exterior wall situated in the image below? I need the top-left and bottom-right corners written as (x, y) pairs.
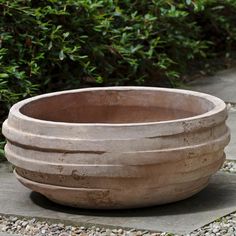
top-left (2, 87), bottom-right (230, 209)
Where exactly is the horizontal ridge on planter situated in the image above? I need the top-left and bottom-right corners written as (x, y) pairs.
top-left (14, 170), bottom-right (210, 209)
top-left (14, 153), bottom-right (224, 190)
top-left (2, 87), bottom-right (230, 209)
top-left (5, 132), bottom-right (229, 165)
top-left (6, 148), bottom-right (224, 176)
top-left (2, 123), bottom-right (228, 152)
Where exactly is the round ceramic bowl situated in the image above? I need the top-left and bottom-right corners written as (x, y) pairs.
top-left (2, 87), bottom-right (230, 209)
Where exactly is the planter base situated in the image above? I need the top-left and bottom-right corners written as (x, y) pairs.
top-left (15, 170), bottom-right (210, 209)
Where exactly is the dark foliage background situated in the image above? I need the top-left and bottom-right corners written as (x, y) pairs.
top-left (1, 0), bottom-right (236, 159)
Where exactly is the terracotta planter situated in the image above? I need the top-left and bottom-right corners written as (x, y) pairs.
top-left (2, 87), bottom-right (230, 209)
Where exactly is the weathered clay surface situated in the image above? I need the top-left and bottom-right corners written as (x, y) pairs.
top-left (2, 87), bottom-right (230, 209)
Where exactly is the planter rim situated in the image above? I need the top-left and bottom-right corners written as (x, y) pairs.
top-left (8, 86), bottom-right (226, 127)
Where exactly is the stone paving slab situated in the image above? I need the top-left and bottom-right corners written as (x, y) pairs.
top-left (226, 109), bottom-right (236, 160)
top-left (188, 67), bottom-right (236, 103)
top-left (0, 165), bottom-right (236, 235)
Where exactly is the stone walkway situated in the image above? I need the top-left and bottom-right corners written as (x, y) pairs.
top-left (0, 68), bottom-right (236, 235)
top-left (188, 67), bottom-right (236, 103)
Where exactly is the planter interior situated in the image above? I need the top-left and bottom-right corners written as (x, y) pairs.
top-left (20, 89), bottom-right (213, 123)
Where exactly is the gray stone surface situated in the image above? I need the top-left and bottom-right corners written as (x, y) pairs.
top-left (188, 67), bottom-right (236, 103)
top-left (0, 163), bottom-right (236, 235)
top-left (226, 108), bottom-right (236, 160)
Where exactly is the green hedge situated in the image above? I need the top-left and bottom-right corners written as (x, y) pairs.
top-left (1, 0), bottom-right (236, 158)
